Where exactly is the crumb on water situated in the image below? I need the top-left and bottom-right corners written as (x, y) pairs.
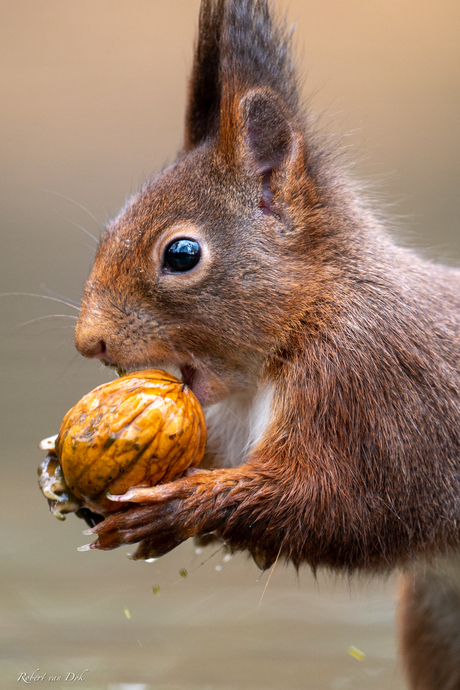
top-left (123, 607), bottom-right (131, 619)
top-left (179, 568), bottom-right (188, 578)
top-left (152, 585), bottom-right (161, 596)
top-left (215, 565), bottom-right (222, 571)
top-left (347, 645), bottom-right (366, 661)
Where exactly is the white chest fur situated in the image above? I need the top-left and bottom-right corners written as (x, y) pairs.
top-left (204, 383), bottom-right (274, 468)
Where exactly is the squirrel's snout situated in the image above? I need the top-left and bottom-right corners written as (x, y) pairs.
top-left (81, 338), bottom-right (107, 360)
top-left (75, 330), bottom-right (110, 363)
top-left (74, 311), bottom-right (112, 364)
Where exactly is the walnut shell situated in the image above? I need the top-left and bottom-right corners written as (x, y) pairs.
top-left (56, 369), bottom-right (206, 514)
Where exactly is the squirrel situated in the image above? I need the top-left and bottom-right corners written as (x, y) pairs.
top-left (71, 0), bottom-right (460, 685)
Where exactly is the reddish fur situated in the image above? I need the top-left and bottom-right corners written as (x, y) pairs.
top-left (72, 1), bottom-right (460, 686)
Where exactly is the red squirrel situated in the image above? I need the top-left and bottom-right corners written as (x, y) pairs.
top-left (71, 0), bottom-right (460, 684)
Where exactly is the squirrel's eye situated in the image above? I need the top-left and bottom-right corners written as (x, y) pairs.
top-left (164, 239), bottom-right (201, 272)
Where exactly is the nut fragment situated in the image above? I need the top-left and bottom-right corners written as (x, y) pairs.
top-left (37, 454), bottom-right (81, 520)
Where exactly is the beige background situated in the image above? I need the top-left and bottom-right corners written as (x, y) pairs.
top-left (1, 1), bottom-right (459, 688)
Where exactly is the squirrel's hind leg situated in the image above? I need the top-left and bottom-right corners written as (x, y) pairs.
top-left (398, 556), bottom-right (460, 690)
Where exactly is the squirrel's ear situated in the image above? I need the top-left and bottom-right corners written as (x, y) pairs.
top-left (240, 89), bottom-right (294, 174)
top-left (184, 0), bottom-right (225, 151)
top-left (221, 88), bottom-right (298, 214)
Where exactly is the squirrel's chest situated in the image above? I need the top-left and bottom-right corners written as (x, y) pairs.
top-left (203, 384), bottom-right (274, 468)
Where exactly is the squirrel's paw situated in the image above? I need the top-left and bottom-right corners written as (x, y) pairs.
top-left (79, 474), bottom-right (212, 558)
top-left (80, 495), bottom-right (187, 559)
top-left (78, 468), bottom-right (268, 563)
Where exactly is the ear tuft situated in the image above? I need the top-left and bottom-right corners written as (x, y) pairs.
top-left (184, 0), bottom-right (225, 151)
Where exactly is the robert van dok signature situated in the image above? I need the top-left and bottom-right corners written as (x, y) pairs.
top-left (18, 669), bottom-right (88, 683)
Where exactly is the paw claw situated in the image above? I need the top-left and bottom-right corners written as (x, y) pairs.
top-left (106, 492), bottom-right (125, 502)
top-left (77, 543), bottom-right (93, 552)
top-left (108, 487), bottom-right (154, 503)
top-left (44, 489), bottom-right (62, 502)
top-left (38, 435), bottom-right (58, 452)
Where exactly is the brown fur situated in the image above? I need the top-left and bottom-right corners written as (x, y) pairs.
top-left (72, 1), bottom-right (460, 685)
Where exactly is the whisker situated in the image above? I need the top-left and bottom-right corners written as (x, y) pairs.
top-left (13, 314), bottom-right (79, 330)
top-left (110, 299), bottom-right (128, 316)
top-left (0, 293), bottom-right (81, 312)
top-left (40, 189), bottom-right (104, 230)
top-left (50, 338), bottom-right (80, 357)
top-left (81, 242), bottom-right (98, 253)
top-left (220, 402), bottom-right (249, 430)
top-left (39, 283), bottom-right (81, 308)
top-left (258, 546), bottom-right (282, 609)
top-left (169, 545), bottom-right (225, 588)
top-left (190, 545), bottom-right (225, 573)
top-left (99, 362), bottom-right (116, 376)
top-left (161, 332), bottom-right (189, 363)
top-left (60, 351), bottom-right (84, 377)
top-left (55, 212), bottom-right (99, 245)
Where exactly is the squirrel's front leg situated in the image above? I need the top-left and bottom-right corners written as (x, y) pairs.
top-left (81, 464), bottom-right (279, 565)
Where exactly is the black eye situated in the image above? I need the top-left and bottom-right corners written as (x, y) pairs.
top-left (164, 239), bottom-right (201, 272)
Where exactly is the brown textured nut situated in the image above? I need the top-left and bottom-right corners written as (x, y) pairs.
top-left (56, 369), bottom-right (207, 514)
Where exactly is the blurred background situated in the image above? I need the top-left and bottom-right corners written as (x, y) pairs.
top-left (1, 1), bottom-right (459, 688)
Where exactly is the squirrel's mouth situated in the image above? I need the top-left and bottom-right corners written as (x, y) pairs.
top-left (116, 363), bottom-right (196, 384)
top-left (179, 364), bottom-right (197, 388)
top-left (114, 362), bottom-right (206, 403)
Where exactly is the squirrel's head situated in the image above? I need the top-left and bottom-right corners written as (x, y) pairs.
top-left (74, 0), bottom-right (344, 405)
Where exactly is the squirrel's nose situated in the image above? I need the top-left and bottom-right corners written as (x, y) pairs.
top-left (85, 339), bottom-right (107, 360)
top-left (75, 335), bottom-right (109, 361)
top-left (74, 284), bottom-right (114, 363)
top-left (74, 317), bottom-right (111, 362)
